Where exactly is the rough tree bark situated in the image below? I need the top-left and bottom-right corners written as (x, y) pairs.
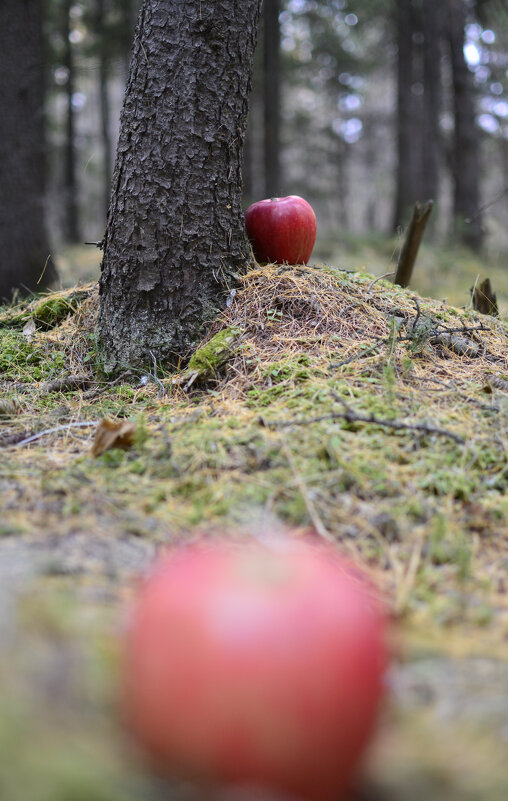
top-left (0, 0), bottom-right (56, 301)
top-left (446, 0), bottom-right (483, 250)
top-left (263, 0), bottom-right (281, 197)
top-left (99, 0), bottom-right (262, 372)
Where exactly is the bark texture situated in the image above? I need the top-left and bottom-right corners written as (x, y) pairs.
top-left (446, 0), bottom-right (483, 251)
top-left (99, 0), bottom-right (261, 372)
top-left (0, 0), bottom-right (56, 301)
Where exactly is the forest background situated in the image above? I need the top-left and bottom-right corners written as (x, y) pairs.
top-left (2, 0), bottom-right (508, 307)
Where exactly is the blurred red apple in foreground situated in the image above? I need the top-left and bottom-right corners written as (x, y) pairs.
top-left (245, 196), bottom-right (317, 265)
top-left (122, 538), bottom-right (387, 801)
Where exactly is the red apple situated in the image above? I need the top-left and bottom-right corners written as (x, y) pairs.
top-left (245, 196), bottom-right (317, 265)
top-left (122, 538), bottom-right (387, 801)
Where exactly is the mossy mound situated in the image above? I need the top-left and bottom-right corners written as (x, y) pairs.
top-left (1, 263), bottom-right (507, 630)
top-left (0, 284), bottom-right (95, 330)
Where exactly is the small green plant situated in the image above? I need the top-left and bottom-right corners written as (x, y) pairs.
top-left (266, 307), bottom-right (283, 322)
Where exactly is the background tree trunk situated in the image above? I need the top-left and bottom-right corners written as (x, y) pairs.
top-left (363, 117), bottom-right (377, 231)
top-left (421, 0), bottom-right (442, 202)
top-left (263, 0), bottom-right (281, 197)
top-left (446, 0), bottom-right (483, 250)
top-left (334, 136), bottom-right (349, 232)
top-left (99, 0), bottom-right (262, 372)
top-left (96, 0), bottom-right (113, 220)
top-left (62, 0), bottom-right (80, 243)
top-left (392, 0), bottom-right (422, 231)
top-left (242, 118), bottom-right (254, 207)
top-left (0, 0), bottom-right (56, 301)
top-left (122, 0), bottom-right (140, 78)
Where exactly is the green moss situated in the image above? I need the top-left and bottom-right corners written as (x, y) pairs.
top-left (262, 354), bottom-right (313, 383)
top-left (0, 330), bottom-right (66, 381)
top-left (187, 326), bottom-right (242, 375)
top-left (0, 288), bottom-right (91, 330)
top-left (34, 297), bottom-right (74, 326)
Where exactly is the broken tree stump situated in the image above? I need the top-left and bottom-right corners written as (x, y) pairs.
top-left (471, 277), bottom-right (499, 317)
top-left (394, 200), bottom-right (434, 289)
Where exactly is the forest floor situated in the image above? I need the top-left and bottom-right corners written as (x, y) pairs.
top-left (1, 248), bottom-right (508, 800)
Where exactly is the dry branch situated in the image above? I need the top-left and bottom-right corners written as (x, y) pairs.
top-left (394, 200), bottom-right (434, 288)
top-left (263, 394), bottom-right (465, 444)
top-left (40, 375), bottom-right (92, 394)
top-left (5, 421), bottom-right (98, 449)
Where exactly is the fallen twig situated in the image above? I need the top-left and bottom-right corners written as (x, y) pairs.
top-left (329, 338), bottom-right (386, 368)
top-left (436, 324), bottom-right (488, 335)
top-left (366, 272), bottom-right (396, 291)
top-left (330, 321), bottom-right (490, 370)
top-left (82, 371), bottom-right (136, 399)
top-left (263, 394), bottom-right (465, 444)
top-left (411, 297), bottom-right (421, 330)
top-left (416, 375), bottom-right (500, 413)
top-left (40, 375), bottom-right (92, 394)
top-left (6, 421), bottom-right (98, 448)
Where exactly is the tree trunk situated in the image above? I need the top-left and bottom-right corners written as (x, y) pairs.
top-left (363, 117), bottom-right (377, 231)
top-left (96, 0), bottom-right (113, 220)
top-left (334, 136), bottom-right (349, 232)
top-left (446, 0), bottom-right (483, 250)
top-left (421, 0), bottom-right (442, 202)
top-left (263, 0), bottom-right (281, 197)
top-left (99, 0), bottom-right (262, 373)
top-left (63, 0), bottom-right (80, 243)
top-left (243, 119), bottom-right (254, 207)
top-left (392, 0), bottom-right (421, 231)
top-left (502, 138), bottom-right (508, 220)
top-left (0, 0), bottom-right (56, 301)
top-left (121, 0), bottom-right (140, 79)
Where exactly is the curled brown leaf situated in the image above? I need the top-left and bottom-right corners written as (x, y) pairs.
top-left (91, 418), bottom-right (137, 457)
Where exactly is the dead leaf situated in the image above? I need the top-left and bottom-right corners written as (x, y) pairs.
top-left (91, 418), bottom-right (137, 457)
top-left (22, 318), bottom-right (36, 342)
